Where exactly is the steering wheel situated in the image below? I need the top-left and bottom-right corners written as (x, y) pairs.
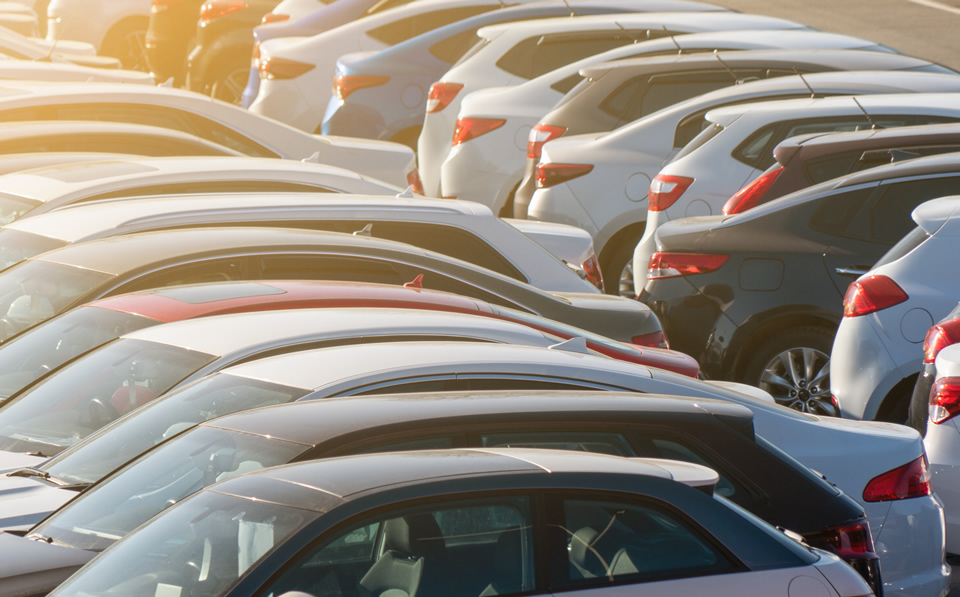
top-left (88, 398), bottom-right (121, 428)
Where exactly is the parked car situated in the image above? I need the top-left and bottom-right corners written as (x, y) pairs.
top-left (321, 0), bottom-right (729, 148)
top-left (46, 448), bottom-right (876, 597)
top-left (0, 61), bottom-right (153, 83)
top-left (144, 0), bottom-right (203, 84)
top-left (418, 12), bottom-right (811, 195)
top-left (640, 152), bottom-right (960, 420)
top-left (924, 342), bottom-right (960, 555)
top-left (631, 93), bottom-right (960, 286)
top-left (0, 193), bottom-right (604, 293)
top-left (833, 196), bottom-right (960, 422)
top-left (910, 302), bottom-right (960, 434)
top-left (0, 226), bottom-right (662, 345)
top-left (0, 152), bottom-right (138, 176)
top-left (0, 24), bottom-right (118, 67)
top-left (46, 0), bottom-right (150, 67)
top-left (4, 391), bottom-right (879, 594)
top-left (0, 82), bottom-right (418, 188)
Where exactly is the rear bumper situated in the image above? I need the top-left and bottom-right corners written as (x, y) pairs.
top-left (832, 315), bottom-right (905, 421)
top-left (926, 417), bottom-right (960, 554)
top-left (875, 494), bottom-right (950, 597)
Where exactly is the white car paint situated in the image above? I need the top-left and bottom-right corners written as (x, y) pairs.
top-left (46, 0), bottom-right (150, 53)
top-left (0, 61), bottom-right (153, 84)
top-left (926, 341), bottom-right (960, 554)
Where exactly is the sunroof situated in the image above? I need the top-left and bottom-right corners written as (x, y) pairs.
top-left (146, 282), bottom-right (286, 304)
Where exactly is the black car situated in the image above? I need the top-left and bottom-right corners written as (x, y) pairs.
top-left (186, 0), bottom-right (280, 104)
top-left (145, 0), bottom-right (205, 85)
top-left (3, 391), bottom-right (879, 594)
top-left (641, 152), bottom-right (960, 418)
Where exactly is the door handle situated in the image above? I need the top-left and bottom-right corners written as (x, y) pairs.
top-left (835, 267), bottom-right (870, 277)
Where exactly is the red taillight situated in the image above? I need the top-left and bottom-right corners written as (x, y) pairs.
top-left (822, 519), bottom-right (877, 561)
top-left (649, 175), bottom-right (694, 212)
top-left (722, 166), bottom-right (784, 215)
top-left (452, 117), bottom-right (505, 146)
top-left (632, 330), bottom-right (669, 349)
top-left (930, 377), bottom-right (960, 424)
top-left (333, 74), bottom-right (389, 100)
top-left (261, 12), bottom-right (290, 24)
top-left (527, 124), bottom-right (566, 160)
top-left (406, 169), bottom-right (424, 196)
top-left (426, 82), bottom-right (463, 113)
top-left (259, 57), bottom-right (314, 80)
top-left (200, 0), bottom-right (245, 21)
top-left (152, 0), bottom-right (185, 11)
top-left (843, 275), bottom-right (908, 318)
top-left (863, 455), bottom-right (932, 502)
top-left (924, 318), bottom-right (960, 364)
top-left (647, 252), bottom-right (729, 280)
top-left (534, 163), bottom-right (593, 189)
top-left (582, 254), bottom-right (604, 293)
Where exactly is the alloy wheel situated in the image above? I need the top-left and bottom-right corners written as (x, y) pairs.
top-left (618, 258), bottom-right (634, 299)
top-left (758, 347), bottom-right (835, 416)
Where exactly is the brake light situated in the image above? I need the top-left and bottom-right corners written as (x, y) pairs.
top-left (527, 124), bottom-right (566, 159)
top-left (722, 167), bottom-right (784, 215)
top-left (930, 377), bottom-right (960, 424)
top-left (582, 254), bottom-right (604, 293)
top-left (648, 252), bottom-right (728, 280)
top-left (406, 169), bottom-right (424, 196)
top-left (452, 118), bottom-right (505, 146)
top-left (632, 330), bottom-right (669, 349)
top-left (200, 0), bottom-right (245, 21)
top-left (822, 519), bottom-right (877, 561)
top-left (259, 57), bottom-right (314, 80)
top-left (152, 0), bottom-right (185, 11)
top-left (843, 275), bottom-right (908, 317)
top-left (863, 455), bottom-right (931, 502)
top-left (333, 74), bottom-right (389, 100)
top-left (649, 175), bottom-right (693, 212)
top-left (924, 318), bottom-right (960, 364)
top-left (426, 82), bottom-right (463, 113)
top-left (535, 163), bottom-right (593, 189)
top-left (261, 12), bottom-right (290, 24)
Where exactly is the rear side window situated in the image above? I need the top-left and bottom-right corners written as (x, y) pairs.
top-left (366, 6), bottom-right (495, 46)
top-left (807, 144), bottom-right (960, 185)
top-left (481, 432), bottom-right (636, 456)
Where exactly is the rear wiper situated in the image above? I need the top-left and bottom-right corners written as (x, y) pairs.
top-left (8, 468), bottom-right (48, 480)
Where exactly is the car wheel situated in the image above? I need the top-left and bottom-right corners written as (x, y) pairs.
top-left (744, 327), bottom-right (838, 416)
top-left (102, 21), bottom-right (149, 71)
top-left (601, 240), bottom-right (639, 299)
top-left (210, 63), bottom-right (250, 106)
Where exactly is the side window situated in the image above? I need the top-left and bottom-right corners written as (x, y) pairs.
top-left (809, 186), bottom-right (877, 237)
top-left (354, 436), bottom-right (453, 454)
top-left (116, 258), bottom-right (245, 294)
top-left (632, 72), bottom-right (742, 122)
top-left (481, 431), bottom-right (636, 456)
top-left (260, 497), bottom-right (534, 597)
top-left (79, 181), bottom-right (333, 203)
top-left (646, 438), bottom-right (739, 500)
top-left (870, 176), bottom-right (960, 244)
top-left (366, 6), bottom-right (494, 46)
top-left (804, 150), bottom-right (865, 184)
top-left (732, 124), bottom-right (778, 169)
top-left (552, 497), bottom-right (733, 587)
top-left (257, 255), bottom-right (405, 285)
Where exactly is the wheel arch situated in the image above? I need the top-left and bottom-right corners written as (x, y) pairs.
top-left (728, 311), bottom-right (839, 382)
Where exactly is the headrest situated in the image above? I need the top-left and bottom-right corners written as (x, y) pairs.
top-left (383, 513), bottom-right (446, 559)
top-left (569, 527), bottom-right (605, 578)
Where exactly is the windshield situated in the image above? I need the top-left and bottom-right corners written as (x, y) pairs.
top-left (0, 260), bottom-right (112, 343)
top-left (0, 228), bottom-right (67, 271)
top-left (0, 192), bottom-right (40, 226)
top-left (49, 491), bottom-right (317, 597)
top-left (42, 374), bottom-right (308, 486)
top-left (0, 306), bottom-right (159, 402)
top-left (0, 339), bottom-right (216, 457)
top-left (33, 426), bottom-right (308, 551)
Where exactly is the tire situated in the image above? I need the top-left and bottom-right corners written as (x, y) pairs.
top-left (101, 19), bottom-right (149, 71)
top-left (742, 326), bottom-right (838, 416)
top-left (600, 238), bottom-right (639, 298)
top-left (209, 62), bottom-right (250, 105)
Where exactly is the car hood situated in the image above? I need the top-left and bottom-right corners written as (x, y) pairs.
top-left (0, 475), bottom-right (74, 531)
top-left (0, 532), bottom-right (95, 595)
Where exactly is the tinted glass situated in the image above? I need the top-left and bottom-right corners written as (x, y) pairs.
top-left (809, 186), bottom-right (877, 237)
top-left (366, 6), bottom-right (495, 46)
top-left (497, 30), bottom-right (656, 80)
top-left (601, 72), bottom-right (739, 127)
top-left (871, 176), bottom-right (960, 244)
top-left (0, 228), bottom-right (67, 271)
top-left (873, 225), bottom-right (930, 269)
top-left (804, 150), bottom-right (864, 184)
top-left (551, 73), bottom-right (584, 95)
top-left (116, 258), bottom-right (246, 294)
top-left (258, 255), bottom-right (405, 285)
top-left (671, 122), bottom-right (724, 163)
top-left (482, 431), bottom-right (635, 456)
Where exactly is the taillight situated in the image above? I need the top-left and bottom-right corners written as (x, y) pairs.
top-left (930, 377), bottom-right (960, 424)
top-left (452, 118), bottom-right (505, 146)
top-left (535, 163), bottom-right (593, 189)
top-left (333, 74), bottom-right (388, 100)
top-left (822, 519), bottom-right (877, 561)
top-left (843, 275), bottom-right (908, 317)
top-left (406, 169), bottom-right (424, 196)
top-left (152, 0), bottom-right (185, 11)
top-left (426, 82), bottom-right (463, 113)
top-left (649, 175), bottom-right (694, 212)
top-left (582, 254), bottom-right (604, 293)
top-left (924, 318), bottom-right (960, 364)
top-left (722, 166), bottom-right (784, 215)
top-left (862, 455), bottom-right (931, 502)
top-left (632, 330), bottom-right (669, 349)
top-left (261, 12), bottom-right (290, 24)
top-left (527, 124), bottom-right (566, 159)
top-left (200, 0), bottom-right (245, 22)
top-left (259, 57), bottom-right (314, 80)
top-left (647, 252), bottom-right (729, 280)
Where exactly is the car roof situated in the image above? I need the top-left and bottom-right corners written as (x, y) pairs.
top-left (211, 448), bottom-right (718, 511)
top-left (579, 49), bottom-right (935, 79)
top-left (706, 92), bottom-right (960, 124)
top-left (205, 390), bottom-right (754, 447)
top-left (773, 123), bottom-right (960, 165)
top-left (8, 193), bottom-right (493, 243)
top-left (117, 307), bottom-right (550, 356)
top-left (87, 280), bottom-right (493, 323)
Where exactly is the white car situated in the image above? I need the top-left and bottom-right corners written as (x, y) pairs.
top-left (0, 61), bottom-right (153, 84)
top-left (15, 339), bottom-right (946, 597)
top-left (442, 29), bottom-right (901, 215)
top-left (0, 156), bottom-right (406, 226)
top-left (46, 0), bottom-right (149, 67)
top-left (0, 193), bottom-right (602, 292)
top-left (833, 196), bottom-right (960, 423)
top-left (629, 93), bottom-right (960, 290)
top-left (0, 2), bottom-right (37, 37)
top-left (517, 72), bottom-right (960, 297)
top-left (418, 12), bottom-right (811, 196)
top-left (0, 82), bottom-right (418, 188)
top-left (925, 340), bottom-right (960, 555)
